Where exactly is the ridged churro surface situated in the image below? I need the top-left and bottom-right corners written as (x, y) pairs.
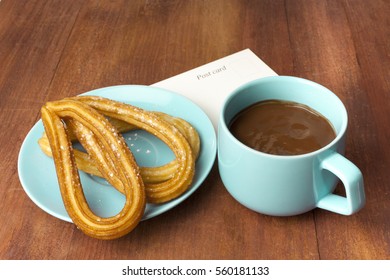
top-left (40, 96), bottom-right (198, 239)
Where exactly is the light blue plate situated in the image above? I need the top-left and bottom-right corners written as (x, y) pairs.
top-left (18, 85), bottom-right (216, 222)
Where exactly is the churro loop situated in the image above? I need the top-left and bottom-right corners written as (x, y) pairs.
top-left (41, 100), bottom-right (146, 240)
top-left (72, 95), bottom-right (196, 203)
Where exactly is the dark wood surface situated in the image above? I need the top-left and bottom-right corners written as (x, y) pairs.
top-left (1, 0), bottom-right (389, 260)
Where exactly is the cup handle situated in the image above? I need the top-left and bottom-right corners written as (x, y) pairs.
top-left (316, 152), bottom-right (365, 215)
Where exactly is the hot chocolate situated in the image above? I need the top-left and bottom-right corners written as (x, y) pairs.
top-left (229, 100), bottom-right (336, 155)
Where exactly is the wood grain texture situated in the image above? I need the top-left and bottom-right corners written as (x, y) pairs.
top-left (0, 0), bottom-right (388, 260)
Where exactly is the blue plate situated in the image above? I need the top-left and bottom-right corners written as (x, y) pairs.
top-left (18, 85), bottom-right (216, 222)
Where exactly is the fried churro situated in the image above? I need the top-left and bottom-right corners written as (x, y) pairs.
top-left (41, 99), bottom-right (145, 240)
top-left (40, 95), bottom-right (198, 239)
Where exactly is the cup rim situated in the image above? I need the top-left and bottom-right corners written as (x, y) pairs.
top-left (219, 75), bottom-right (348, 159)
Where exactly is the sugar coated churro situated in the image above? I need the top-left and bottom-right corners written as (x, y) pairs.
top-left (39, 95), bottom-right (198, 239)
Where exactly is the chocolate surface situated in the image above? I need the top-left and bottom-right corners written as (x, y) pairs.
top-left (229, 100), bottom-right (336, 155)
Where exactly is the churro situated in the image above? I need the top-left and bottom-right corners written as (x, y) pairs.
top-left (40, 95), bottom-right (198, 238)
top-left (41, 99), bottom-right (146, 240)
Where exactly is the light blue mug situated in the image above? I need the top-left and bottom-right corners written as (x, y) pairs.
top-left (218, 76), bottom-right (365, 216)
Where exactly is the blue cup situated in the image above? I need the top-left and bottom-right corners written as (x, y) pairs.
top-left (218, 76), bottom-right (365, 216)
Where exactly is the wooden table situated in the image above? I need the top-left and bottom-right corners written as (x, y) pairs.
top-left (1, 0), bottom-right (389, 260)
